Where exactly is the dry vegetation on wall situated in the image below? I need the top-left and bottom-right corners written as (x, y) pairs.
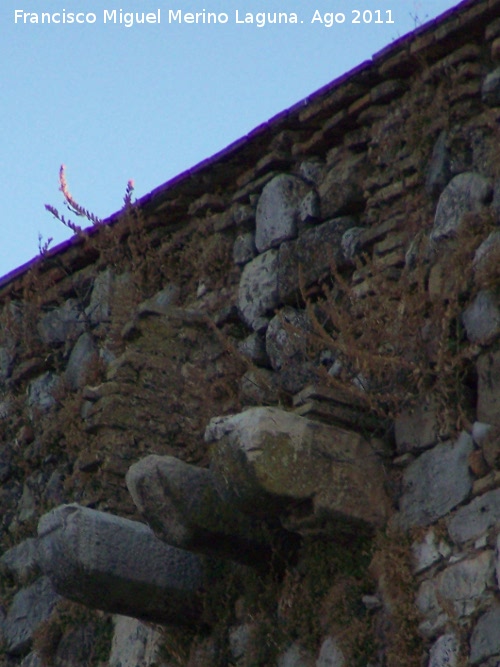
top-left (3, 17), bottom-right (500, 663)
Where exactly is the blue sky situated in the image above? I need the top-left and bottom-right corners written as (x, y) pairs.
top-left (1, 0), bottom-right (459, 279)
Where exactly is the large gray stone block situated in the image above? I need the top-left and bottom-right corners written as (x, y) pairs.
top-left (431, 172), bottom-right (492, 242)
top-left (207, 407), bottom-right (390, 536)
top-left (398, 432), bottom-right (473, 528)
top-left (37, 504), bottom-right (204, 625)
top-left (255, 174), bottom-right (311, 252)
top-left (126, 455), bottom-right (273, 567)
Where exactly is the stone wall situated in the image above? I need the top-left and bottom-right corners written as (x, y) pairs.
top-left (2, 1), bottom-right (500, 666)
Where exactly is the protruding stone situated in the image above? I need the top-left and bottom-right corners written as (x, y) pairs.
top-left (207, 407), bottom-right (390, 536)
top-left (126, 455), bottom-right (273, 567)
top-left (238, 249), bottom-right (279, 330)
top-left (37, 504), bottom-right (204, 625)
top-left (255, 174), bottom-right (311, 252)
top-left (431, 173), bottom-right (493, 242)
top-left (398, 432), bottom-right (473, 528)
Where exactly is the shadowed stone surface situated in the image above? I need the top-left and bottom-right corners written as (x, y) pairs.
top-left (37, 504), bottom-right (204, 625)
top-left (207, 407), bottom-right (390, 536)
top-left (126, 455), bottom-right (273, 567)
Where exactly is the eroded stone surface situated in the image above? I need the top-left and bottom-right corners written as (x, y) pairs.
top-left (37, 504), bottom-right (204, 625)
top-left (126, 455), bottom-right (273, 566)
top-left (207, 407), bottom-right (390, 535)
